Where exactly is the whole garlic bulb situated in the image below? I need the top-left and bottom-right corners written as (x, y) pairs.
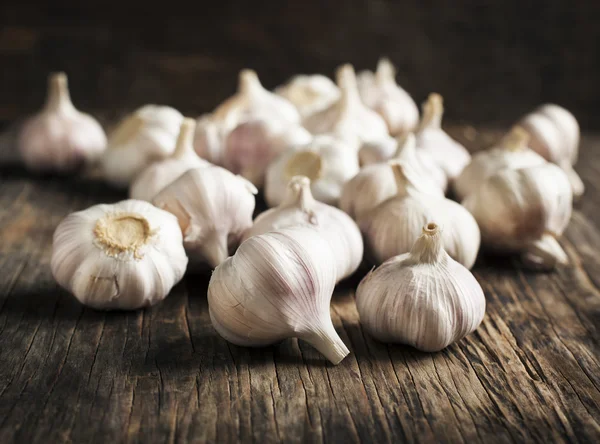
top-left (340, 134), bottom-right (446, 221)
top-left (356, 223), bottom-right (486, 352)
top-left (212, 69), bottom-right (300, 131)
top-left (19, 72), bottom-right (107, 172)
top-left (416, 93), bottom-right (471, 182)
top-left (519, 104), bottom-right (584, 198)
top-left (51, 199), bottom-right (188, 310)
top-left (265, 134), bottom-right (360, 207)
top-left (152, 166), bottom-right (257, 269)
top-left (129, 118), bottom-right (211, 202)
top-left (243, 176), bottom-right (363, 282)
top-left (101, 104), bottom-right (184, 187)
top-left (193, 113), bottom-right (228, 165)
top-left (357, 58), bottom-right (419, 137)
top-left (222, 119), bottom-right (312, 187)
top-left (359, 163), bottom-right (480, 269)
top-left (463, 163), bottom-right (572, 270)
top-left (208, 226), bottom-right (350, 365)
top-left (454, 126), bottom-right (547, 201)
top-left (303, 64), bottom-right (389, 147)
top-left (275, 74), bottom-right (340, 118)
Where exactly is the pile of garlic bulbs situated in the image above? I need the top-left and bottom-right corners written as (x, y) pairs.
top-left (21, 58), bottom-right (582, 365)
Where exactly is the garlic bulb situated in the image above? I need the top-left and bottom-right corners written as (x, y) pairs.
top-left (19, 72), bottom-right (107, 172)
top-left (454, 126), bottom-right (547, 201)
top-left (208, 226), bottom-right (349, 364)
top-left (264, 134), bottom-right (360, 207)
top-left (303, 64), bottom-right (389, 147)
top-left (357, 58), bottom-right (419, 137)
top-left (193, 113), bottom-right (227, 165)
top-left (243, 176), bottom-right (363, 282)
top-left (416, 93), bottom-right (471, 182)
top-left (51, 199), bottom-right (188, 310)
top-left (212, 69), bottom-right (300, 131)
top-left (129, 118), bottom-right (211, 202)
top-left (463, 163), bottom-right (572, 270)
top-left (519, 105), bottom-right (584, 198)
top-left (152, 166), bottom-right (257, 268)
top-left (101, 104), bottom-right (184, 187)
top-left (340, 134), bottom-right (446, 221)
top-left (359, 163), bottom-right (480, 269)
top-left (356, 223), bottom-right (486, 352)
top-left (222, 119), bottom-right (312, 187)
top-left (275, 74), bottom-right (340, 118)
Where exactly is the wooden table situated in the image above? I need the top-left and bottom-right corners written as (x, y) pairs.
top-left (0, 124), bottom-right (599, 443)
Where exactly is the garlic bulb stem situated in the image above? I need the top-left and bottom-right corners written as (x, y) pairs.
top-left (300, 321), bottom-right (350, 365)
top-left (336, 64), bottom-right (361, 110)
top-left (523, 233), bottom-right (568, 269)
top-left (239, 69), bottom-right (262, 96)
top-left (46, 72), bottom-right (74, 113)
top-left (501, 126), bottom-right (530, 151)
top-left (172, 118), bottom-right (197, 159)
top-left (280, 176), bottom-right (316, 214)
top-left (412, 223), bottom-right (444, 263)
top-left (391, 162), bottom-right (413, 198)
top-left (419, 93), bottom-right (443, 130)
top-left (375, 58), bottom-right (395, 84)
top-left (202, 233), bottom-right (230, 269)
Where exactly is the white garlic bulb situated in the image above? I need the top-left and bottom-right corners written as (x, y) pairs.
top-left (275, 74), bottom-right (340, 118)
top-left (265, 134), bottom-right (360, 207)
top-left (463, 163), bottom-right (572, 270)
top-left (303, 64), bottom-right (389, 147)
top-left (129, 118), bottom-right (211, 202)
top-left (208, 226), bottom-right (349, 364)
top-left (357, 58), bottom-right (419, 137)
top-left (416, 93), bottom-right (471, 182)
top-left (222, 119), bottom-right (312, 187)
top-left (454, 126), bottom-right (547, 201)
top-left (356, 223), bottom-right (486, 352)
top-left (243, 176), bottom-right (363, 282)
top-left (193, 113), bottom-right (227, 165)
top-left (101, 104), bottom-right (184, 187)
top-left (51, 199), bottom-right (188, 310)
top-left (152, 166), bottom-right (257, 268)
top-left (359, 163), bottom-right (480, 269)
top-left (19, 72), bottom-right (107, 172)
top-left (340, 134), bottom-right (446, 221)
top-left (519, 104), bottom-right (584, 198)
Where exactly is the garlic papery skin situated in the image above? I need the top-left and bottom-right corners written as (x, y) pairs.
top-left (222, 119), bottom-right (312, 188)
top-left (275, 74), bottom-right (341, 118)
top-left (340, 134), bottom-right (446, 221)
top-left (462, 163), bottom-right (573, 270)
top-left (208, 226), bottom-right (349, 364)
top-left (212, 69), bottom-right (300, 131)
top-left (356, 223), bottom-right (486, 352)
top-left (101, 104), bottom-right (184, 187)
top-left (454, 126), bottom-right (547, 201)
top-left (302, 64), bottom-right (390, 147)
top-left (242, 176), bottom-right (363, 282)
top-left (129, 118), bottom-right (211, 202)
top-left (415, 93), bottom-right (471, 182)
top-left (51, 199), bottom-right (188, 310)
top-left (193, 113), bottom-right (228, 165)
top-left (265, 134), bottom-right (360, 207)
top-left (19, 72), bottom-right (107, 173)
top-left (359, 163), bottom-right (480, 269)
top-left (357, 58), bottom-right (419, 137)
top-left (152, 166), bottom-right (257, 269)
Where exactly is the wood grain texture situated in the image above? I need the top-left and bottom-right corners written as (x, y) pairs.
top-left (0, 123), bottom-right (599, 443)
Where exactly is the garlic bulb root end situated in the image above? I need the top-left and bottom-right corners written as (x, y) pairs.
top-left (94, 212), bottom-right (156, 259)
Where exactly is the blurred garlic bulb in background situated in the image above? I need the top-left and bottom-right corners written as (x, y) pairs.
top-left (101, 104), bottom-right (184, 187)
top-left (275, 74), bottom-right (340, 118)
top-left (463, 163), bottom-right (572, 270)
top-left (340, 134), bottom-right (446, 221)
top-left (519, 104), bottom-right (584, 198)
top-left (359, 163), bottom-right (480, 269)
top-left (243, 176), bottom-right (363, 282)
top-left (51, 200), bottom-right (188, 310)
top-left (153, 166), bottom-right (257, 269)
top-left (19, 72), bottom-right (107, 172)
top-left (130, 118), bottom-right (211, 202)
top-left (222, 119), bottom-right (312, 187)
top-left (265, 134), bottom-right (359, 207)
top-left (208, 226), bottom-right (349, 365)
top-left (357, 58), bottom-right (419, 137)
top-left (193, 113), bottom-right (228, 165)
top-left (416, 93), bottom-right (471, 182)
top-left (356, 223), bottom-right (486, 352)
top-left (454, 126), bottom-right (547, 201)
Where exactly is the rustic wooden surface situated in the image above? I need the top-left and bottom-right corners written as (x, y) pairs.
top-left (0, 123), bottom-right (599, 443)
